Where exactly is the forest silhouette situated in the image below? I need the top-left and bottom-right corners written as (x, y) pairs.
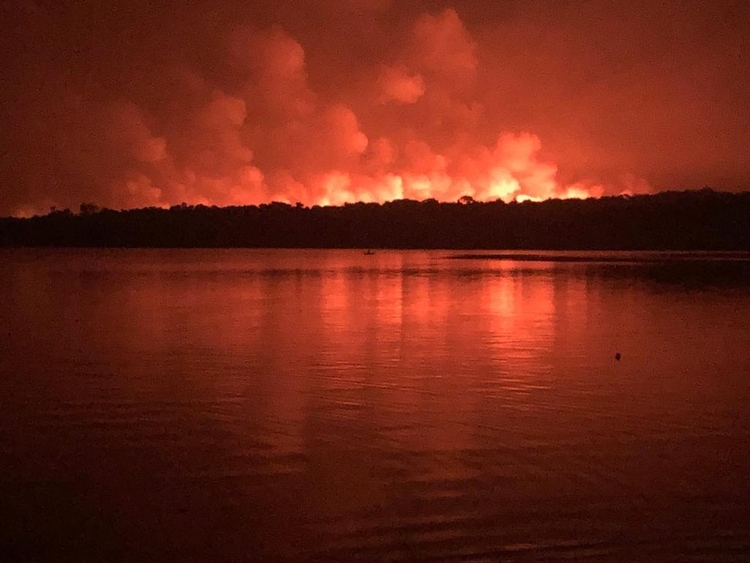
top-left (1, 189), bottom-right (748, 250)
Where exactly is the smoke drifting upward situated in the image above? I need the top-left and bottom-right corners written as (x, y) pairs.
top-left (1, 0), bottom-right (748, 216)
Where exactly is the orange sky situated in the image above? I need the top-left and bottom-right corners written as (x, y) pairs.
top-left (1, 0), bottom-right (748, 216)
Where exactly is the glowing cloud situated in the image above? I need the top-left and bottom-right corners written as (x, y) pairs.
top-left (4, 5), bottom-right (663, 216)
top-left (378, 64), bottom-right (426, 105)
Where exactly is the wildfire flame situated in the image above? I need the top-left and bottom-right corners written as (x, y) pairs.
top-left (310, 132), bottom-right (605, 207)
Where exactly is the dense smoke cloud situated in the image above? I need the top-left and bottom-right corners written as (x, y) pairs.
top-left (1, 0), bottom-right (747, 216)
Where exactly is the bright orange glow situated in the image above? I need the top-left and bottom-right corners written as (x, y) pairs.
top-left (226, 131), bottom-right (609, 208)
top-left (307, 132), bottom-right (607, 206)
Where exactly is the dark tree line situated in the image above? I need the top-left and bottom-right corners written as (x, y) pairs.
top-left (1, 189), bottom-right (749, 250)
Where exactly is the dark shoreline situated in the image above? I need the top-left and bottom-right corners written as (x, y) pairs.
top-left (448, 251), bottom-right (750, 263)
top-left (2, 189), bottom-right (749, 251)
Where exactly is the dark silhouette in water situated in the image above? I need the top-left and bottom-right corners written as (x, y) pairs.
top-left (615, 352), bottom-right (622, 361)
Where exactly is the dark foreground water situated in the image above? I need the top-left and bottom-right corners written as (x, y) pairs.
top-left (1, 249), bottom-right (749, 562)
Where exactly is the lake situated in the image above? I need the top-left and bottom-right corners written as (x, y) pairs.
top-left (1, 249), bottom-right (749, 562)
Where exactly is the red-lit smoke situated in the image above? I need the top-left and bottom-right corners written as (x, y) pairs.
top-left (3, 5), bottom-right (671, 215)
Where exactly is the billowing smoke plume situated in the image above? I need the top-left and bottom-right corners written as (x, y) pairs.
top-left (2, 0), bottom-right (747, 216)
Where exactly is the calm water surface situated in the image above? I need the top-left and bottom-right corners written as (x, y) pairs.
top-left (1, 249), bottom-right (749, 562)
